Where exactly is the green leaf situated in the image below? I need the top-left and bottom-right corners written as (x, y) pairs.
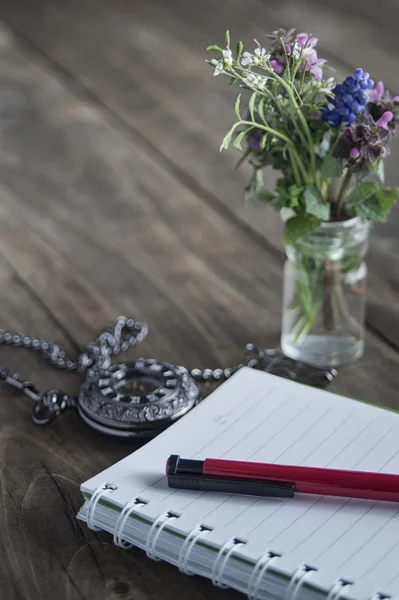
top-left (375, 187), bottom-right (399, 211)
top-left (376, 158), bottom-right (385, 184)
top-left (225, 30), bottom-right (230, 48)
top-left (283, 214), bottom-right (321, 246)
top-left (348, 183), bottom-right (398, 223)
top-left (287, 184), bottom-right (303, 208)
top-left (234, 94), bottom-right (241, 119)
top-left (346, 181), bottom-right (378, 205)
top-left (232, 128), bottom-right (251, 150)
top-left (206, 44), bottom-right (223, 52)
top-left (258, 98), bottom-right (267, 125)
top-left (320, 155), bottom-right (343, 179)
top-left (352, 195), bottom-right (386, 222)
top-left (248, 92), bottom-right (257, 123)
top-left (220, 128), bottom-right (234, 151)
top-left (260, 134), bottom-right (268, 150)
top-left (352, 162), bottom-right (371, 180)
top-left (244, 169), bottom-right (263, 201)
top-left (220, 123), bottom-right (242, 151)
top-left (304, 186), bottom-right (330, 220)
top-left (257, 189), bottom-right (275, 203)
top-left (236, 40), bottom-right (243, 61)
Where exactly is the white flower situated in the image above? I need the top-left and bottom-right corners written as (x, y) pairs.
top-left (241, 51), bottom-right (254, 67)
top-left (213, 61), bottom-right (224, 76)
top-left (256, 76), bottom-right (268, 90)
top-left (222, 48), bottom-right (233, 67)
top-left (319, 77), bottom-right (335, 96)
top-left (320, 139), bottom-right (330, 157)
top-left (254, 47), bottom-right (270, 62)
top-left (291, 42), bottom-right (302, 60)
top-left (319, 133), bottom-right (331, 157)
top-left (242, 73), bottom-right (268, 90)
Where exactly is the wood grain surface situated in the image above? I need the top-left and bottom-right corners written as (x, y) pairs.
top-left (0, 2), bottom-right (397, 598)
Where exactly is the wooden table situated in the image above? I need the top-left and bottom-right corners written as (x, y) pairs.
top-left (0, 1), bottom-right (397, 598)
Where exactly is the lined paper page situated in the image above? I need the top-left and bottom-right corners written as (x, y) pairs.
top-left (81, 368), bottom-right (399, 596)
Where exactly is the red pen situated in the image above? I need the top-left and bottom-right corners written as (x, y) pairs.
top-left (166, 455), bottom-right (399, 502)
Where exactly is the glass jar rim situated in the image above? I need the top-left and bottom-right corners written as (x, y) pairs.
top-left (318, 216), bottom-right (367, 231)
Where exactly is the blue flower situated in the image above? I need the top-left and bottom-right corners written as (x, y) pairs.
top-left (322, 68), bottom-right (374, 127)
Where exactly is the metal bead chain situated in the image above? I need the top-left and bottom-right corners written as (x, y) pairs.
top-left (0, 314), bottom-right (238, 407)
top-left (0, 316), bottom-right (336, 425)
top-left (189, 366), bottom-right (242, 382)
top-left (0, 317), bottom-right (149, 379)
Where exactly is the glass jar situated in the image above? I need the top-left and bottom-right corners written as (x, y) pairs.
top-left (281, 217), bottom-right (369, 368)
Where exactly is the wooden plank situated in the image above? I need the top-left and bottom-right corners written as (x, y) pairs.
top-left (0, 0), bottom-right (398, 347)
top-left (0, 27), bottom-right (396, 404)
top-left (0, 26), bottom-right (250, 600)
top-left (0, 20), bottom-right (398, 600)
top-left (0, 257), bottom-right (131, 600)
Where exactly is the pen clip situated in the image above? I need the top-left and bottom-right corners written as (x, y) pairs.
top-left (167, 472), bottom-right (295, 498)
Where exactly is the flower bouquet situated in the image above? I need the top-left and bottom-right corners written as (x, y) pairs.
top-left (207, 29), bottom-right (399, 367)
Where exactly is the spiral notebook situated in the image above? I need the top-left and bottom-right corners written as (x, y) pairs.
top-left (78, 368), bottom-right (399, 600)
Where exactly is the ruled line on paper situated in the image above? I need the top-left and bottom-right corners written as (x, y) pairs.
top-left (354, 425), bottom-right (396, 467)
top-left (288, 499), bottom-right (352, 553)
top-left (271, 407), bottom-right (334, 463)
top-left (267, 496), bottom-right (325, 544)
top-left (383, 562), bottom-right (399, 590)
top-left (175, 395), bottom-right (301, 513)
top-left (175, 395), bottom-right (318, 516)
top-left (298, 414), bottom-right (352, 465)
top-left (338, 510), bottom-right (399, 575)
top-left (193, 385), bottom-right (272, 458)
top-left (246, 400), bottom-right (313, 460)
top-left (281, 426), bottom-right (399, 556)
top-left (378, 448), bottom-right (399, 473)
top-left (244, 498), bottom-right (292, 537)
top-left (152, 385), bottom-right (267, 504)
top-left (325, 420), bottom-right (373, 466)
top-left (223, 411), bottom-right (354, 537)
top-left (219, 395), bottom-right (291, 458)
top-left (172, 398), bottom-right (363, 533)
top-left (224, 498), bottom-right (261, 528)
top-left (108, 370), bottom-right (399, 598)
top-left (314, 502), bottom-right (378, 561)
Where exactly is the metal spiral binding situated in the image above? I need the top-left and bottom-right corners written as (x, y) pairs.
top-left (248, 552), bottom-right (281, 600)
top-left (86, 482), bottom-right (117, 531)
top-left (85, 490), bottom-right (392, 600)
top-left (212, 538), bottom-right (246, 589)
top-left (285, 565), bottom-right (316, 600)
top-left (145, 511), bottom-right (179, 561)
top-left (113, 497), bottom-right (148, 549)
top-left (178, 524), bottom-right (212, 575)
top-left (326, 580), bottom-right (353, 600)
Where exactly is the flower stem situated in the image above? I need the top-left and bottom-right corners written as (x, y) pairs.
top-left (335, 169), bottom-right (352, 215)
top-left (266, 70), bottom-right (318, 185)
top-left (239, 119), bottom-right (309, 184)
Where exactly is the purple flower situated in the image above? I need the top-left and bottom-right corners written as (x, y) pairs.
top-left (376, 111), bottom-right (393, 130)
top-left (296, 34), bottom-right (318, 49)
top-left (270, 59), bottom-right (284, 74)
top-left (306, 57), bottom-right (327, 82)
top-left (294, 34), bottom-right (327, 81)
top-left (322, 69), bottom-right (373, 127)
top-left (367, 82), bottom-right (399, 132)
top-left (369, 81), bottom-right (385, 104)
top-left (335, 113), bottom-right (391, 164)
